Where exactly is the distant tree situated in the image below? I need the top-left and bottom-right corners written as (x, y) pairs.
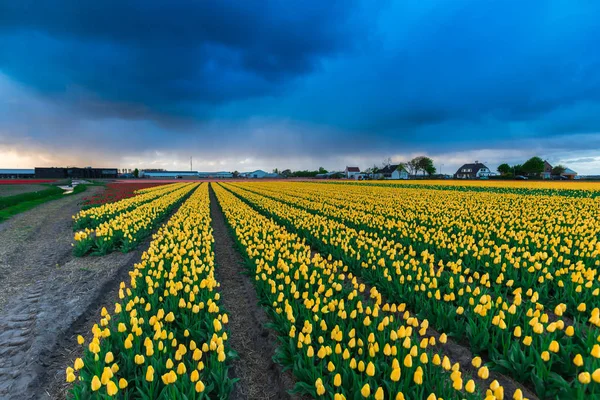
top-left (497, 163), bottom-right (511, 175)
top-left (291, 170), bottom-right (321, 178)
top-left (522, 156), bottom-right (545, 176)
top-left (372, 164), bottom-right (379, 178)
top-left (383, 157), bottom-right (393, 167)
top-left (133, 168), bottom-right (139, 178)
top-left (512, 164), bottom-right (523, 176)
top-left (407, 158), bottom-right (420, 175)
top-left (552, 165), bottom-right (566, 175)
top-left (396, 163), bottom-right (407, 172)
top-left (417, 157), bottom-right (436, 176)
top-left (233, 170), bottom-right (240, 178)
top-left (318, 167), bottom-right (328, 174)
top-left (273, 168), bottom-right (279, 174)
top-left (281, 169), bottom-right (292, 177)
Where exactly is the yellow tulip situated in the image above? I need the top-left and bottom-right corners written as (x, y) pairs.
top-left (361, 383), bottom-right (371, 397)
top-left (366, 361), bottom-right (375, 376)
top-left (146, 365), bottom-right (154, 382)
top-left (414, 366), bottom-right (423, 384)
top-left (334, 373), bottom-right (342, 387)
top-left (91, 376), bottom-right (101, 391)
top-left (106, 380), bottom-right (118, 396)
top-left (579, 372), bottom-right (591, 384)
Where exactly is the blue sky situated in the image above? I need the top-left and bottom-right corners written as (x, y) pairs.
top-left (1, 0), bottom-right (600, 174)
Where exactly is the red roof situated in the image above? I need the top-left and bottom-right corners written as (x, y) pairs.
top-left (346, 166), bottom-right (360, 172)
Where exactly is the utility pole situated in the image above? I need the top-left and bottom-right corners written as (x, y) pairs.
top-left (190, 156), bottom-right (193, 172)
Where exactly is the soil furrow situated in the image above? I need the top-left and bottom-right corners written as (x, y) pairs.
top-left (209, 183), bottom-right (297, 400)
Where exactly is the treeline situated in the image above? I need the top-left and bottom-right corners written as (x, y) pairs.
top-left (496, 156), bottom-right (566, 178)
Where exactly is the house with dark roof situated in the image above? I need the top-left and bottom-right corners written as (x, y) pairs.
top-left (345, 166), bottom-right (361, 179)
top-left (454, 162), bottom-right (491, 179)
top-left (375, 164), bottom-right (398, 178)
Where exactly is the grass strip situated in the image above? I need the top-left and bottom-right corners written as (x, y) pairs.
top-left (0, 185), bottom-right (88, 222)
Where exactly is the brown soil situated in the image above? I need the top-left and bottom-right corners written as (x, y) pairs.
top-left (209, 184), bottom-right (299, 400)
top-left (0, 186), bottom-right (151, 399)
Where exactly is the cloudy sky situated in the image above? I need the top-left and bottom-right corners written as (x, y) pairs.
top-left (1, 1), bottom-right (600, 174)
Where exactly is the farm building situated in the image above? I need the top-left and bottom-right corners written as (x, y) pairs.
top-left (140, 171), bottom-right (198, 179)
top-left (0, 169), bottom-right (36, 179)
top-left (197, 171), bottom-right (233, 178)
top-left (454, 162), bottom-right (491, 179)
top-left (542, 160), bottom-right (553, 179)
top-left (345, 166), bottom-right (361, 179)
top-left (35, 167), bottom-right (118, 179)
top-left (561, 168), bottom-right (578, 180)
top-left (374, 165), bottom-right (398, 179)
top-left (241, 170), bottom-right (279, 178)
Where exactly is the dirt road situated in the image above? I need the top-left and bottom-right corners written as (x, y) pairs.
top-left (0, 187), bottom-right (150, 399)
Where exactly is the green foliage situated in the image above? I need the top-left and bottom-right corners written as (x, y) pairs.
top-left (408, 156), bottom-right (436, 175)
top-left (289, 170), bottom-right (321, 177)
top-left (0, 185), bottom-right (88, 222)
top-left (0, 185), bottom-right (64, 210)
top-left (512, 164), bottom-right (524, 176)
top-left (522, 156), bottom-right (545, 175)
top-left (497, 163), bottom-right (511, 175)
top-left (552, 165), bottom-right (566, 175)
top-left (133, 168), bottom-right (139, 178)
top-left (418, 157), bottom-right (436, 175)
top-left (396, 163), bottom-right (407, 172)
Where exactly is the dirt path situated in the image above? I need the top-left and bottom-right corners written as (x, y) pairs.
top-left (209, 184), bottom-right (297, 400)
top-left (0, 187), bottom-right (151, 399)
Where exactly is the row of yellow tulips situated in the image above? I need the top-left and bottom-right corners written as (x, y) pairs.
top-left (73, 183), bottom-right (198, 255)
top-left (67, 183), bottom-right (235, 399)
top-left (73, 183), bottom-right (189, 230)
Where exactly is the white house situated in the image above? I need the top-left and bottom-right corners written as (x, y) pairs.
top-left (345, 166), bottom-right (361, 179)
top-left (391, 169), bottom-right (409, 180)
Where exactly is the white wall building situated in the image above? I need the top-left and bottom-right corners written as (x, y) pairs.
top-left (391, 169), bottom-right (409, 180)
top-left (345, 166), bottom-right (361, 179)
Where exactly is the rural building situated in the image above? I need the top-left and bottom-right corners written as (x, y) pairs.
top-left (391, 169), bottom-right (409, 180)
top-left (35, 167), bottom-right (118, 179)
top-left (375, 164), bottom-right (398, 179)
top-left (561, 168), bottom-right (578, 180)
top-left (197, 171), bottom-right (233, 178)
top-left (542, 160), bottom-right (553, 179)
top-left (454, 162), bottom-right (491, 179)
top-left (242, 170), bottom-right (279, 178)
top-left (0, 169), bottom-right (36, 179)
top-left (345, 166), bottom-right (361, 179)
top-left (140, 171), bottom-right (198, 179)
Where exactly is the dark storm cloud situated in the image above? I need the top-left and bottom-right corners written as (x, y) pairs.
top-left (1, 0), bottom-right (600, 171)
top-left (0, 0), bottom-right (370, 116)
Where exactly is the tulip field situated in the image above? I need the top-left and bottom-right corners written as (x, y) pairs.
top-left (64, 179), bottom-right (600, 399)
